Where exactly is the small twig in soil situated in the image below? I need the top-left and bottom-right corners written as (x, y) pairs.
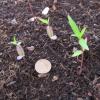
top-left (60, 63), bottom-right (66, 70)
top-left (27, 0), bottom-right (34, 15)
top-left (52, 0), bottom-right (58, 10)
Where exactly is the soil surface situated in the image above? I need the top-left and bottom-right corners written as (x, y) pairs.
top-left (0, 0), bottom-right (100, 100)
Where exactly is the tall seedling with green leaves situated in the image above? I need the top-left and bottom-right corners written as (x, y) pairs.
top-left (67, 15), bottom-right (89, 57)
top-left (67, 15), bottom-right (89, 67)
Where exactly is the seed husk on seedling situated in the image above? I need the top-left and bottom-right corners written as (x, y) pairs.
top-left (46, 25), bottom-right (57, 40)
top-left (10, 36), bottom-right (25, 60)
top-left (16, 44), bottom-right (25, 60)
top-left (35, 59), bottom-right (52, 74)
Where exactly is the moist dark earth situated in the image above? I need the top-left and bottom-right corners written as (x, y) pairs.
top-left (0, 0), bottom-right (100, 100)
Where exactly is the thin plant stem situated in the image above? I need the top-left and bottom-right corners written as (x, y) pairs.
top-left (81, 52), bottom-right (84, 68)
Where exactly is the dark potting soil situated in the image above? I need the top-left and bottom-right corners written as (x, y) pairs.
top-left (0, 0), bottom-right (100, 100)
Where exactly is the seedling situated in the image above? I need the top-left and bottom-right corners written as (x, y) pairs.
top-left (38, 17), bottom-right (57, 40)
top-left (33, 17), bottom-right (57, 40)
top-left (10, 36), bottom-right (25, 60)
top-left (28, 5), bottom-right (57, 40)
top-left (67, 15), bottom-right (89, 56)
top-left (67, 15), bottom-right (89, 67)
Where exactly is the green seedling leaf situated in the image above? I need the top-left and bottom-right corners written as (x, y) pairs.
top-left (80, 27), bottom-right (86, 38)
top-left (79, 38), bottom-right (89, 51)
top-left (67, 15), bottom-right (81, 39)
top-left (38, 17), bottom-right (49, 25)
top-left (72, 50), bottom-right (83, 57)
top-left (10, 36), bottom-right (21, 46)
top-left (10, 36), bottom-right (17, 45)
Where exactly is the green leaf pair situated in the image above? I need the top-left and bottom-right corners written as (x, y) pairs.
top-left (72, 50), bottom-right (83, 57)
top-left (67, 15), bottom-right (86, 39)
top-left (38, 17), bottom-right (49, 25)
top-left (10, 36), bottom-right (21, 46)
top-left (72, 38), bottom-right (89, 57)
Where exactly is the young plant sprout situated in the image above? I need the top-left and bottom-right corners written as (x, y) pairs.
top-left (31, 17), bottom-right (57, 40)
top-left (35, 59), bottom-right (51, 74)
top-left (10, 36), bottom-right (25, 60)
top-left (67, 15), bottom-right (89, 67)
top-left (28, 6), bottom-right (57, 40)
top-left (38, 17), bottom-right (57, 40)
